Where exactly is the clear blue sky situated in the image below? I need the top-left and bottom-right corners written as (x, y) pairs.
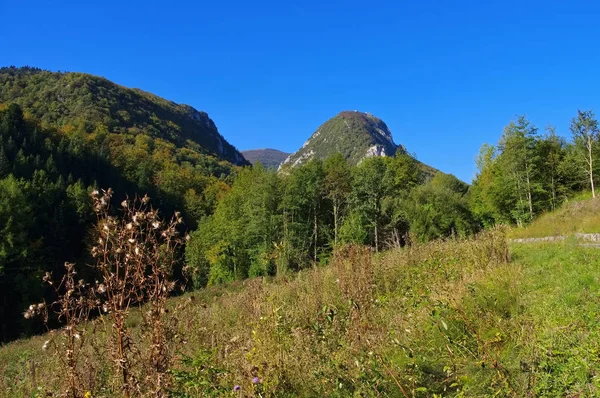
top-left (2, 0), bottom-right (600, 182)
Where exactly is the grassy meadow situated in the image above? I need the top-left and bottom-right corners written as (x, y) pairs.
top-left (2, 200), bottom-right (600, 396)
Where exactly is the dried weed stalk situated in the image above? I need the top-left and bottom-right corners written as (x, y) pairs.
top-left (26, 188), bottom-right (187, 397)
top-left (91, 189), bottom-right (186, 397)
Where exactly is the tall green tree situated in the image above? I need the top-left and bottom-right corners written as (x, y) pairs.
top-left (497, 116), bottom-right (540, 225)
top-left (570, 110), bottom-right (599, 198)
top-left (323, 153), bottom-right (352, 246)
top-left (406, 173), bottom-right (475, 242)
top-left (538, 126), bottom-right (566, 209)
top-left (351, 157), bottom-right (388, 251)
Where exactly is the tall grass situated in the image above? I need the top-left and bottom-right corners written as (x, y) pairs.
top-left (509, 194), bottom-right (600, 239)
top-left (0, 228), bottom-right (511, 397)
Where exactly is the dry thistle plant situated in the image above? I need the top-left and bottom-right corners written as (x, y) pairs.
top-left (90, 189), bottom-right (186, 397)
top-left (24, 262), bottom-right (95, 398)
top-left (26, 188), bottom-right (188, 398)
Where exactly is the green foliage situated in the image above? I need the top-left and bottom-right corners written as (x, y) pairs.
top-left (0, 228), bottom-right (512, 397)
top-left (281, 111), bottom-right (402, 169)
top-left (406, 173), bottom-right (476, 242)
top-left (186, 164), bottom-right (281, 286)
top-left (471, 113), bottom-right (592, 227)
top-left (570, 109), bottom-right (600, 197)
top-left (188, 152), bottom-right (473, 287)
top-left (0, 175), bottom-right (31, 270)
top-left (0, 67), bottom-right (248, 166)
top-left (0, 101), bottom-right (240, 342)
top-left (241, 149), bottom-right (290, 170)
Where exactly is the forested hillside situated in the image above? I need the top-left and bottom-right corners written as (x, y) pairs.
top-left (0, 66), bottom-right (248, 166)
top-left (0, 101), bottom-right (242, 342)
top-left (2, 67), bottom-right (600, 383)
top-left (186, 154), bottom-right (474, 287)
top-left (280, 111), bottom-right (404, 169)
top-left (241, 148), bottom-right (290, 169)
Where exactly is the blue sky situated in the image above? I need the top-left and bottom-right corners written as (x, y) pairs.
top-left (2, 0), bottom-right (600, 182)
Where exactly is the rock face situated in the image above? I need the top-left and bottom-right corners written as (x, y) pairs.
top-left (241, 148), bottom-right (291, 170)
top-left (280, 111), bottom-right (404, 170)
top-left (0, 66), bottom-right (249, 166)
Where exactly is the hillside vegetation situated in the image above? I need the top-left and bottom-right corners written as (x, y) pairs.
top-left (1, 229), bottom-right (512, 397)
top-left (0, 99), bottom-right (241, 342)
top-left (241, 148), bottom-right (290, 170)
top-left (2, 66), bottom-right (600, 396)
top-left (508, 193), bottom-right (600, 239)
top-left (4, 218), bottom-right (600, 396)
top-left (0, 66), bottom-right (247, 165)
top-left (280, 111), bottom-right (404, 170)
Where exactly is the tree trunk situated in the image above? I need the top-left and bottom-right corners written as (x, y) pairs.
top-left (374, 222), bottom-right (379, 253)
top-left (590, 136), bottom-right (596, 198)
top-left (526, 170), bottom-right (533, 220)
top-left (333, 200), bottom-right (338, 247)
top-left (551, 174), bottom-right (556, 210)
top-left (313, 205), bottom-right (318, 263)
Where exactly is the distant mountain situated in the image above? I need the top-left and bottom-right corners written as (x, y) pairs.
top-left (0, 66), bottom-right (248, 166)
top-left (242, 148), bottom-right (290, 169)
top-left (280, 111), bottom-right (406, 170)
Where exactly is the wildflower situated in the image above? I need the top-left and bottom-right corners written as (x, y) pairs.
top-left (42, 340), bottom-right (50, 351)
top-left (74, 333), bottom-right (81, 340)
top-left (252, 377), bottom-right (260, 384)
top-left (233, 385), bottom-right (241, 391)
top-left (121, 200), bottom-right (128, 208)
top-left (152, 221), bottom-right (161, 229)
top-left (126, 223), bottom-right (133, 230)
top-left (97, 284), bottom-right (106, 294)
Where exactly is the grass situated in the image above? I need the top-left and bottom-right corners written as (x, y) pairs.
top-left (508, 192), bottom-right (600, 239)
top-left (2, 213), bottom-right (600, 396)
top-left (0, 230), bottom-right (511, 397)
top-left (507, 242), bottom-right (600, 396)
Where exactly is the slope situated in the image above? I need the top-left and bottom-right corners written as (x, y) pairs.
top-left (508, 192), bottom-right (600, 239)
top-left (280, 110), bottom-right (403, 170)
top-left (0, 66), bottom-right (248, 166)
top-left (241, 148), bottom-right (290, 169)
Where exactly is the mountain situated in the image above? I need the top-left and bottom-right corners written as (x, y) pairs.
top-left (279, 110), bottom-right (406, 170)
top-left (0, 66), bottom-right (248, 166)
top-left (242, 148), bottom-right (290, 169)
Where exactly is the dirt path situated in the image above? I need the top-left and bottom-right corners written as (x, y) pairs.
top-left (510, 233), bottom-right (600, 244)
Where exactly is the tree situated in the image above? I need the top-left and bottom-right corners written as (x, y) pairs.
top-left (570, 110), bottom-right (599, 198)
top-left (351, 157), bottom-right (388, 251)
top-left (0, 175), bottom-right (31, 272)
top-left (0, 142), bottom-right (9, 178)
top-left (538, 126), bottom-right (566, 209)
top-left (406, 173), bottom-right (476, 242)
top-left (324, 153), bottom-right (352, 246)
top-left (497, 116), bottom-right (540, 224)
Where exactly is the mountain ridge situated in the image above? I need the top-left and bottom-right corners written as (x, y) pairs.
top-left (279, 110), bottom-right (405, 170)
top-left (241, 148), bottom-right (290, 169)
top-left (0, 66), bottom-right (248, 166)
